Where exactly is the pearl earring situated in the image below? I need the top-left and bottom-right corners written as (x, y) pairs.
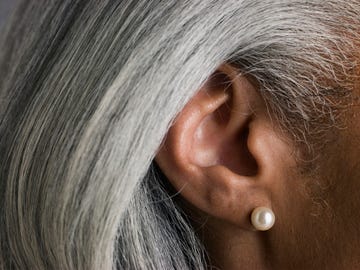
top-left (251, 206), bottom-right (275, 231)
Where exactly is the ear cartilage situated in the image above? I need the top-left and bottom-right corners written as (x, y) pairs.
top-left (251, 207), bottom-right (275, 231)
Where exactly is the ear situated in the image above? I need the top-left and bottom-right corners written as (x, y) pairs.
top-left (155, 64), bottom-right (295, 230)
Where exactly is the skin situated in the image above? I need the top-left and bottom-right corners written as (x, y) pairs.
top-left (201, 118), bottom-right (360, 270)
top-left (155, 63), bottom-right (360, 270)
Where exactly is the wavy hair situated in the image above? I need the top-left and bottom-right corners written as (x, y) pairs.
top-left (0, 1), bottom-right (359, 269)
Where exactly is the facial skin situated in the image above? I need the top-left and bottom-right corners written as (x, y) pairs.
top-left (155, 63), bottom-right (360, 270)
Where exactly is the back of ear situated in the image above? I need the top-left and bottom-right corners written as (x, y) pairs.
top-left (155, 64), bottom-right (295, 230)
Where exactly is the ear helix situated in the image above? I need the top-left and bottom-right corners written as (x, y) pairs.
top-left (251, 207), bottom-right (275, 231)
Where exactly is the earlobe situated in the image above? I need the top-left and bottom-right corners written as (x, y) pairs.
top-left (155, 64), bottom-right (293, 230)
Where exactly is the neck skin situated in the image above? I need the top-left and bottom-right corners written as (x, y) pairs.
top-left (200, 216), bottom-right (271, 270)
top-left (176, 196), bottom-right (273, 270)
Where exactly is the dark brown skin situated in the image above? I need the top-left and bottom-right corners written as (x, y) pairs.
top-left (155, 63), bottom-right (360, 270)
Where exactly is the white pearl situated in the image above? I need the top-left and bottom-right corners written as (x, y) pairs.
top-left (251, 207), bottom-right (275, 231)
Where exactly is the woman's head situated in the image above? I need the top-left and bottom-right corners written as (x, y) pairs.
top-left (0, 1), bottom-right (359, 269)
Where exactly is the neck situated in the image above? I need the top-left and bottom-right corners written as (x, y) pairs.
top-left (198, 217), bottom-right (272, 270)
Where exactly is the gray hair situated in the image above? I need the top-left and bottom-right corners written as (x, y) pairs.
top-left (0, 1), bottom-right (358, 269)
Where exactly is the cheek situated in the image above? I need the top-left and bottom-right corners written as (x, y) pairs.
top-left (269, 169), bottom-right (334, 269)
top-left (332, 100), bottom-right (360, 230)
top-left (270, 126), bottom-right (360, 269)
top-left (324, 124), bottom-right (360, 252)
top-left (268, 75), bottom-right (360, 269)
